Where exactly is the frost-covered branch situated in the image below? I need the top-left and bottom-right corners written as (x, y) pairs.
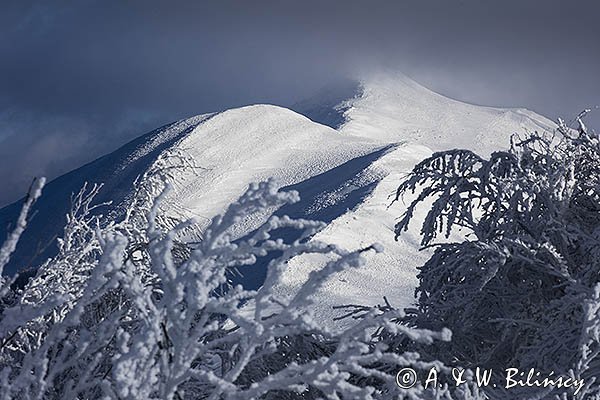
top-left (394, 113), bottom-right (600, 399)
top-left (0, 177), bottom-right (45, 281)
top-left (0, 175), bottom-right (478, 399)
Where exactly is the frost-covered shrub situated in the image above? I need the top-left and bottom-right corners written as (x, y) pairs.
top-left (0, 169), bottom-right (480, 399)
top-left (394, 113), bottom-right (600, 398)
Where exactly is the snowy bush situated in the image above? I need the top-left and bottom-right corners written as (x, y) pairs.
top-left (0, 166), bottom-right (482, 399)
top-left (394, 113), bottom-right (600, 398)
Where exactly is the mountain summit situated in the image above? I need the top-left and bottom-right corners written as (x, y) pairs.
top-left (295, 71), bottom-right (554, 154)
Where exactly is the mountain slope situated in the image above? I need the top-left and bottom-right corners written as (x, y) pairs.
top-left (275, 71), bottom-right (558, 327)
top-left (0, 105), bottom-right (383, 276)
top-left (158, 105), bottom-right (383, 232)
top-left (0, 115), bottom-right (211, 275)
top-left (0, 72), bottom-right (557, 327)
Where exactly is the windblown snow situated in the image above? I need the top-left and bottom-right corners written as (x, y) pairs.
top-left (0, 71), bottom-right (556, 329)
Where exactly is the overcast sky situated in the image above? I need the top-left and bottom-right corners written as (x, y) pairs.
top-left (1, 0), bottom-right (599, 207)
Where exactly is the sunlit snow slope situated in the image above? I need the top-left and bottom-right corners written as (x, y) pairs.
top-left (0, 71), bottom-right (556, 328)
top-left (280, 71), bottom-right (556, 328)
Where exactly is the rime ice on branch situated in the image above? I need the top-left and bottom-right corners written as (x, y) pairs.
top-left (0, 175), bottom-right (480, 399)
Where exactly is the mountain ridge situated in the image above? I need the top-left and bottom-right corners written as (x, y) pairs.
top-left (0, 72), bottom-right (557, 318)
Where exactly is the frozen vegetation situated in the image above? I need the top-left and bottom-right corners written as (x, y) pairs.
top-left (0, 172), bottom-right (484, 399)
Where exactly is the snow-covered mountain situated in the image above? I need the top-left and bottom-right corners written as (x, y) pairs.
top-left (0, 71), bottom-right (555, 325)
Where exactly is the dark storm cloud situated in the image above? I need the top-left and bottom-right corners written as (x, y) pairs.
top-left (1, 0), bottom-right (599, 206)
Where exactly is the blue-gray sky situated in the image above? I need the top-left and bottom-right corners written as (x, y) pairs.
top-left (1, 0), bottom-right (599, 207)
